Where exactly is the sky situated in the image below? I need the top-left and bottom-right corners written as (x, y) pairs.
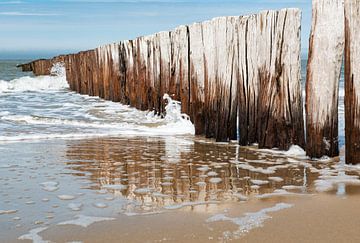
top-left (0, 0), bottom-right (311, 59)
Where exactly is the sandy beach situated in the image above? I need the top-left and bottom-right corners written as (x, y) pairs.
top-left (2, 136), bottom-right (360, 242)
top-left (8, 191), bottom-right (360, 242)
top-left (1, 0), bottom-right (359, 240)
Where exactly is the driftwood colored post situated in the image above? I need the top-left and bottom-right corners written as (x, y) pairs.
top-left (237, 9), bottom-right (304, 149)
top-left (188, 22), bottom-right (206, 135)
top-left (257, 9), bottom-right (304, 150)
top-left (19, 8), bottom-right (305, 151)
top-left (171, 26), bottom-right (189, 115)
top-left (188, 16), bottom-right (239, 141)
top-left (238, 15), bottom-right (259, 146)
top-left (306, 0), bottom-right (344, 158)
top-left (213, 17), bottom-right (239, 142)
top-left (345, 0), bottom-right (360, 164)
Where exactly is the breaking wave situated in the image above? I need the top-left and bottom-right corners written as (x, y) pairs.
top-left (0, 63), bottom-right (195, 142)
top-left (0, 63), bottom-right (68, 93)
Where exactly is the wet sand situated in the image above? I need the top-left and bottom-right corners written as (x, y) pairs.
top-left (11, 194), bottom-right (360, 243)
top-left (1, 136), bottom-right (360, 242)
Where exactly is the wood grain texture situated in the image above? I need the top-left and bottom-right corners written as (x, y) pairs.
top-left (257, 9), bottom-right (304, 150)
top-left (345, 0), bottom-right (360, 164)
top-left (306, 0), bottom-right (344, 158)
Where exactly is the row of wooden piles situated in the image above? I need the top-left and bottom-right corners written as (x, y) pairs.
top-left (18, 1), bottom-right (360, 164)
top-left (20, 8), bottom-right (305, 151)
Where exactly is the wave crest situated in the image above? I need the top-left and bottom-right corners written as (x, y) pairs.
top-left (0, 63), bottom-right (68, 93)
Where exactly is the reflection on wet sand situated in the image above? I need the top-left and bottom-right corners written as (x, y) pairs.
top-left (3, 136), bottom-right (360, 242)
top-left (64, 136), bottom-right (360, 215)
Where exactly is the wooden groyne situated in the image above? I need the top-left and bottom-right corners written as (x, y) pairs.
top-left (19, 9), bottom-right (305, 151)
top-left (306, 0), bottom-right (344, 158)
top-left (345, 0), bottom-right (360, 164)
top-left (305, 0), bottom-right (360, 164)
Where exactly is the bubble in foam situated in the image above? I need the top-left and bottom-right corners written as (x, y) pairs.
top-left (251, 179), bottom-right (269, 185)
top-left (206, 203), bottom-right (293, 239)
top-left (207, 171), bottom-right (218, 176)
top-left (40, 181), bottom-right (59, 192)
top-left (209, 178), bottom-right (222, 184)
top-left (134, 188), bottom-right (153, 194)
top-left (57, 215), bottom-right (115, 228)
top-left (0, 209), bottom-right (17, 215)
top-left (102, 184), bottom-right (127, 191)
top-left (18, 227), bottom-right (49, 243)
top-left (57, 195), bottom-right (76, 200)
top-left (93, 202), bottom-right (108, 208)
top-left (68, 203), bottom-right (83, 211)
top-left (268, 177), bottom-right (284, 182)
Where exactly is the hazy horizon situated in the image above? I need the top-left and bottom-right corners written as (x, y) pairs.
top-left (0, 0), bottom-right (311, 59)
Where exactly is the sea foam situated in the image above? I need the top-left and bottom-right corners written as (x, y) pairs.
top-left (0, 63), bottom-right (68, 94)
top-left (0, 63), bottom-right (195, 143)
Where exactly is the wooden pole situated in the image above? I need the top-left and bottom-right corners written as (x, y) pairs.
top-left (306, 0), bottom-right (344, 158)
top-left (257, 9), bottom-right (304, 150)
top-left (345, 0), bottom-right (360, 164)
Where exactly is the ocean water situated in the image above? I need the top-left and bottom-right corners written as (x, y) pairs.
top-left (0, 60), bottom-right (353, 242)
top-left (0, 60), bottom-right (195, 143)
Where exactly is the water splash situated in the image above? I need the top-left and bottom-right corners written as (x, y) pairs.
top-left (50, 62), bottom-right (66, 77)
top-left (0, 62), bottom-right (68, 94)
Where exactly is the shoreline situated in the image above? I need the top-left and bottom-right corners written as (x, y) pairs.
top-left (8, 193), bottom-right (360, 243)
top-left (1, 136), bottom-right (359, 243)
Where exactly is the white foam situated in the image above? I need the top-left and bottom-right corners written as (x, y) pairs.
top-left (207, 171), bottom-right (218, 176)
top-left (164, 201), bottom-right (219, 210)
top-left (236, 163), bottom-right (276, 175)
top-left (0, 95), bottom-right (195, 143)
top-left (282, 185), bottom-right (303, 190)
top-left (256, 189), bottom-right (305, 199)
top-left (102, 184), bottom-right (127, 190)
top-left (57, 195), bottom-right (76, 200)
top-left (257, 145), bottom-right (307, 158)
top-left (251, 179), bottom-right (269, 185)
top-left (0, 209), bottom-right (17, 215)
top-left (18, 227), bottom-right (49, 243)
top-left (57, 215), bottom-right (115, 228)
top-left (0, 68), bottom-right (68, 94)
top-left (233, 193), bottom-right (248, 201)
top-left (209, 178), bottom-right (222, 184)
top-left (207, 203), bottom-right (293, 238)
top-left (197, 166), bottom-right (210, 172)
top-left (314, 170), bottom-right (360, 192)
top-left (268, 177), bottom-right (284, 182)
top-left (68, 203), bottom-right (83, 211)
top-left (134, 188), bottom-right (153, 194)
top-left (40, 181), bottom-right (59, 192)
top-left (93, 203), bottom-right (108, 208)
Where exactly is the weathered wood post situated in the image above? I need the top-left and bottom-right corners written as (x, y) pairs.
top-left (257, 9), bottom-right (304, 150)
top-left (238, 15), bottom-right (259, 146)
top-left (213, 17), bottom-right (239, 142)
top-left (189, 22), bottom-right (206, 135)
top-left (238, 9), bottom-right (304, 150)
top-left (170, 26), bottom-right (190, 115)
top-left (345, 0), bottom-right (360, 164)
top-left (306, 0), bottom-right (344, 158)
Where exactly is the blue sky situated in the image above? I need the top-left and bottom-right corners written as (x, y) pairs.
top-left (0, 0), bottom-right (311, 59)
